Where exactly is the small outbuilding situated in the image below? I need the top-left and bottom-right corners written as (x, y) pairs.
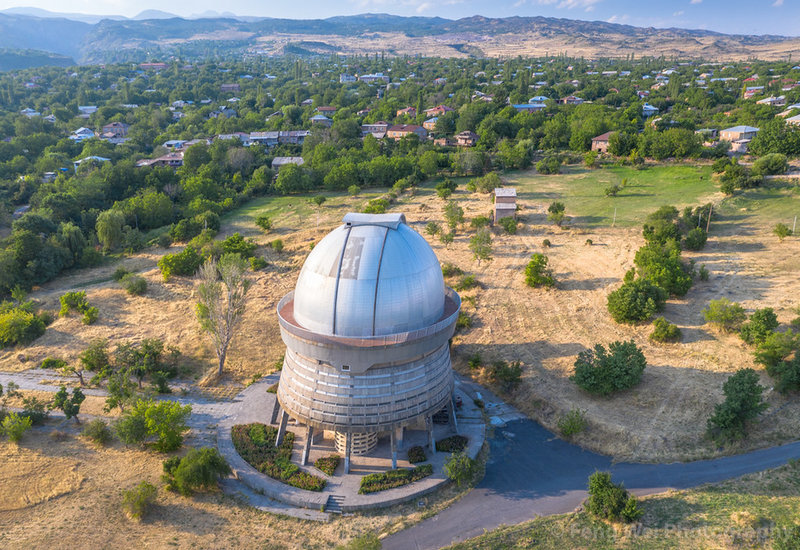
top-left (494, 188), bottom-right (517, 223)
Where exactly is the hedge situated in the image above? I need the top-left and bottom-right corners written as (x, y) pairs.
top-left (359, 464), bottom-right (433, 494)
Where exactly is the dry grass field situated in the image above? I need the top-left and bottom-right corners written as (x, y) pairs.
top-left (0, 426), bottom-right (470, 549)
top-left (1, 164), bottom-right (799, 548)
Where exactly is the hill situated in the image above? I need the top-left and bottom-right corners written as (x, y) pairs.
top-left (0, 12), bottom-right (798, 63)
top-left (0, 48), bottom-right (74, 71)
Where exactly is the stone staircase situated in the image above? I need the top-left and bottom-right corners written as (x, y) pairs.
top-left (325, 494), bottom-right (346, 514)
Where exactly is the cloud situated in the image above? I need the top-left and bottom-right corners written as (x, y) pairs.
top-left (607, 14), bottom-right (629, 23)
top-left (690, 0), bottom-right (701, 3)
top-left (773, 0), bottom-right (783, 5)
top-left (673, 10), bottom-right (684, 16)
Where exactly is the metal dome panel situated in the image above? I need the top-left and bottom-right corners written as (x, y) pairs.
top-left (292, 214), bottom-right (445, 337)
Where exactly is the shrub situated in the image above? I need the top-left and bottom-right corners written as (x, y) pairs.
top-left (498, 216), bottom-right (517, 234)
top-left (270, 239), bottom-right (284, 253)
top-left (362, 198), bottom-right (389, 214)
top-left (158, 246), bottom-right (203, 281)
top-left (525, 253), bottom-right (555, 288)
top-left (542, 239), bottom-right (551, 248)
top-left (557, 408), bottom-right (588, 437)
top-left (436, 435), bottom-right (469, 453)
top-left (231, 423), bottom-right (326, 491)
top-left (163, 447), bottom-right (231, 496)
top-left (169, 218), bottom-right (203, 242)
top-left (455, 275), bottom-right (478, 291)
top-left (707, 368), bottom-right (767, 442)
top-left (407, 445), bottom-right (427, 463)
top-left (337, 533), bottom-right (381, 550)
top-left (112, 267), bottom-right (131, 281)
top-left (79, 339), bottom-right (110, 372)
top-left (571, 341), bottom-right (647, 396)
top-left (604, 184), bottom-right (621, 197)
top-left (358, 465), bottom-right (433, 494)
top-left (536, 156), bottom-right (561, 175)
top-left (121, 274), bottom-right (147, 296)
top-left (774, 223), bottom-right (793, 241)
top-left (347, 184), bottom-right (361, 197)
top-left (547, 202), bottom-right (566, 226)
top-left (116, 399), bottom-right (191, 452)
top-left (121, 481), bottom-right (157, 520)
top-left (607, 279), bottom-right (667, 324)
top-left (441, 263), bottom-right (463, 278)
top-left (634, 240), bottom-right (692, 296)
top-left (770, 355), bottom-right (800, 394)
top-left (2, 412), bottom-right (32, 442)
top-left (0, 308), bottom-right (46, 348)
top-left (740, 308), bottom-right (779, 346)
top-left (586, 471), bottom-right (642, 523)
top-left (754, 330), bottom-right (799, 370)
top-left (443, 451), bottom-right (476, 487)
top-left (488, 360), bottom-right (522, 392)
top-left (436, 178), bottom-right (457, 199)
top-left (470, 216), bottom-right (490, 230)
top-left (156, 234), bottom-right (172, 248)
top-left (425, 221), bottom-right (441, 236)
top-left (751, 152), bottom-right (788, 176)
top-left (456, 312), bottom-right (472, 330)
top-left (20, 395), bottom-right (49, 425)
top-left (649, 317), bottom-right (682, 343)
top-left (585, 239), bottom-right (593, 246)
top-left (698, 265), bottom-right (710, 281)
top-left (221, 233), bottom-right (257, 258)
top-left (250, 256), bottom-right (267, 270)
top-left (41, 357), bottom-right (67, 370)
top-left (83, 419), bottom-right (113, 445)
top-left (314, 455), bottom-right (340, 476)
top-left (254, 215), bottom-right (272, 232)
top-left (81, 306), bottom-right (99, 325)
top-left (59, 291), bottom-right (89, 317)
top-left (683, 227), bottom-right (708, 251)
top-left (703, 298), bottom-right (746, 332)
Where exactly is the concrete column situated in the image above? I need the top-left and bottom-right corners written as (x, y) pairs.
top-left (302, 426), bottom-right (314, 466)
top-left (390, 430), bottom-right (398, 470)
top-left (344, 432), bottom-right (353, 474)
top-left (395, 427), bottom-right (404, 450)
top-left (426, 415), bottom-right (436, 455)
top-left (270, 399), bottom-right (281, 425)
top-left (275, 410), bottom-right (289, 446)
top-left (449, 394), bottom-right (459, 434)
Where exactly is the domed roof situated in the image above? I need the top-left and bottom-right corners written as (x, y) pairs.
top-left (293, 213), bottom-right (445, 337)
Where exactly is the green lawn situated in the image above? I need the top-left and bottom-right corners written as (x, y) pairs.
top-left (448, 460), bottom-right (800, 549)
top-left (505, 164), bottom-right (716, 228)
top-left (717, 182), bottom-right (800, 227)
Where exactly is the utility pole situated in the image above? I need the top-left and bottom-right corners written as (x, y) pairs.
top-left (706, 204), bottom-right (712, 233)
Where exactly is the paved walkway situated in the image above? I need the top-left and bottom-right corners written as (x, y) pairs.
top-left (382, 417), bottom-right (800, 550)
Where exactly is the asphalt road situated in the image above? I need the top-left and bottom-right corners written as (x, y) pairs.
top-left (382, 418), bottom-right (800, 550)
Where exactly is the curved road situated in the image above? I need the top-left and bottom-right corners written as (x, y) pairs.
top-left (382, 418), bottom-right (800, 550)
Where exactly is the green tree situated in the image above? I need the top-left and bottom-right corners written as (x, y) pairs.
top-left (525, 253), bottom-right (555, 288)
top-left (443, 200), bottom-right (464, 231)
top-left (607, 279), bottom-right (667, 324)
top-left (571, 340), bottom-right (647, 396)
top-left (469, 227), bottom-right (492, 265)
top-left (547, 202), bottom-right (566, 226)
top-left (740, 308), bottom-right (779, 346)
top-left (95, 210), bottom-right (126, 252)
top-left (707, 368), bottom-right (767, 442)
top-left (162, 447), bottom-right (231, 495)
top-left (443, 451), bottom-right (476, 487)
top-left (53, 386), bottom-right (86, 423)
top-left (774, 223), bottom-right (792, 241)
top-left (196, 253), bottom-right (252, 376)
top-left (586, 471), bottom-right (642, 523)
top-left (116, 398), bottom-right (191, 452)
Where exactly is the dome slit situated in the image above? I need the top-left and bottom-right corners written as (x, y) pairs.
top-left (372, 226), bottom-right (391, 337)
top-left (331, 225), bottom-right (353, 336)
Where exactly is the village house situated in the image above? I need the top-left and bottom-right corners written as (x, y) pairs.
top-left (590, 131), bottom-right (614, 153)
top-left (529, 95), bottom-right (549, 103)
top-left (423, 118), bottom-right (438, 131)
top-left (358, 73), bottom-right (390, 83)
top-left (494, 188), bottom-right (517, 223)
top-left (455, 131), bottom-right (479, 148)
top-left (720, 125), bottom-right (759, 142)
top-left (316, 106), bottom-right (337, 115)
top-left (340, 74), bottom-right (357, 83)
top-left (386, 124), bottom-right (427, 141)
top-left (102, 121), bottom-right (129, 138)
top-left (139, 62), bottom-right (168, 70)
top-left (20, 108), bottom-right (40, 118)
top-left (396, 106), bottom-right (417, 117)
top-left (70, 127), bottom-right (96, 142)
top-left (423, 105), bottom-right (454, 117)
top-left (559, 96), bottom-right (584, 105)
top-left (756, 96), bottom-right (786, 107)
top-left (361, 121), bottom-right (390, 139)
top-left (135, 152), bottom-right (184, 168)
top-left (271, 157), bottom-right (305, 170)
top-left (74, 156), bottom-right (110, 171)
top-left (642, 103), bottom-right (660, 117)
top-left (785, 114), bottom-right (800, 126)
top-left (513, 103), bottom-right (546, 113)
top-left (310, 114), bottom-right (332, 127)
top-left (300, 98), bottom-right (314, 106)
top-left (217, 132), bottom-right (252, 146)
top-left (221, 83), bottom-right (240, 93)
top-left (433, 137), bottom-right (455, 147)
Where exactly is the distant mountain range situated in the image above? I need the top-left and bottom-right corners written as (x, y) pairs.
top-left (0, 9), bottom-right (798, 67)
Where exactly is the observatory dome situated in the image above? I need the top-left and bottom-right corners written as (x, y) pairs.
top-left (293, 213), bottom-right (445, 338)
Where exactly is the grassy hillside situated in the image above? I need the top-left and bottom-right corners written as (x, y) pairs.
top-left (0, 48), bottom-right (74, 72)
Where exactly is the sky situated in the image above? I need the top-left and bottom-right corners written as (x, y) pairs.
top-left (0, 0), bottom-right (796, 36)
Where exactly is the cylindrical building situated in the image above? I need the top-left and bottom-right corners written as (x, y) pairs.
top-left (275, 213), bottom-right (461, 471)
